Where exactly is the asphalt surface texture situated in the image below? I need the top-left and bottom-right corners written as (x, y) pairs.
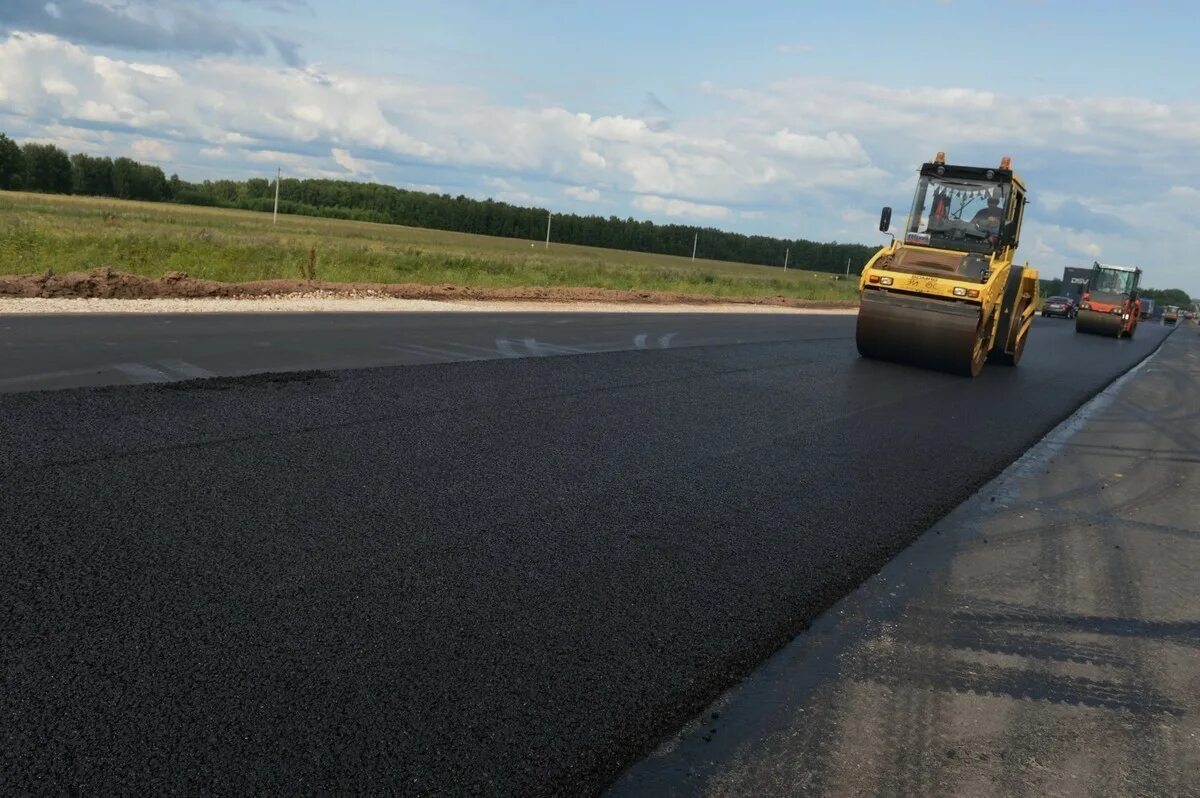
top-left (0, 311), bottom-right (840, 393)
top-left (0, 313), bottom-right (1174, 795)
top-left (611, 325), bottom-right (1199, 798)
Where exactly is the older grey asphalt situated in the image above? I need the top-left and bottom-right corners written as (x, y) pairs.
top-left (609, 326), bottom-right (1198, 798)
top-left (0, 314), bottom-right (1172, 795)
top-left (0, 311), bottom-right (849, 393)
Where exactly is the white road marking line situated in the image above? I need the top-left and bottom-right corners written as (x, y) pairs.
top-left (397, 343), bottom-right (482, 362)
top-left (376, 345), bottom-right (449, 362)
top-left (0, 367), bottom-right (103, 388)
top-left (657, 332), bottom-right (678, 349)
top-left (158, 359), bottom-right (217, 379)
top-left (447, 342), bottom-right (508, 356)
top-left (495, 339), bottom-right (523, 358)
top-left (633, 334), bottom-right (649, 350)
top-left (113, 363), bottom-right (174, 383)
top-left (520, 338), bottom-right (548, 356)
top-left (522, 338), bottom-right (584, 355)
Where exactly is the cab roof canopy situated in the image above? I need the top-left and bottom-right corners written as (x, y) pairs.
top-left (1094, 261), bottom-right (1140, 272)
top-left (919, 154), bottom-right (1024, 189)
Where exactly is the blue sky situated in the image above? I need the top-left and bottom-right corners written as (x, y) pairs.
top-left (1, 0), bottom-right (1198, 292)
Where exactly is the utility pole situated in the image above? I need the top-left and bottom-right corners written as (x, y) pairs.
top-left (845, 256), bottom-right (851, 276)
top-left (691, 232), bottom-right (698, 262)
top-left (784, 248), bottom-right (790, 271)
top-left (273, 167), bottom-right (281, 225)
top-left (545, 211), bottom-right (552, 248)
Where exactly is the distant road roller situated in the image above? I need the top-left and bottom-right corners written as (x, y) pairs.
top-left (1075, 261), bottom-right (1143, 338)
top-left (857, 153), bottom-right (1039, 377)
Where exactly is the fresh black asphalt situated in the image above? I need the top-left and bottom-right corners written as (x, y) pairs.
top-left (0, 311), bottom-right (845, 392)
top-left (0, 314), bottom-right (1172, 795)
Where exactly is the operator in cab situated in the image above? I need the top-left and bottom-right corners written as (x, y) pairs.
top-left (972, 195), bottom-right (1004, 230)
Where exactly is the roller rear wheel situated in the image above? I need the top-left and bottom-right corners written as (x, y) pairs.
top-left (990, 266), bottom-right (1031, 366)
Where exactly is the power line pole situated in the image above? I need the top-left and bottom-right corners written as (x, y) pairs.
top-left (691, 232), bottom-right (698, 262)
top-left (845, 256), bottom-right (851, 276)
top-left (784, 248), bottom-right (790, 271)
top-left (545, 211), bottom-right (552, 248)
top-left (273, 167), bottom-right (281, 225)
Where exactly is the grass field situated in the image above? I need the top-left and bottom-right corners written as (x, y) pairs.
top-left (0, 191), bottom-right (860, 301)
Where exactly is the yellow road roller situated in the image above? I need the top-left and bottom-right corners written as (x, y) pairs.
top-left (857, 153), bottom-right (1039, 377)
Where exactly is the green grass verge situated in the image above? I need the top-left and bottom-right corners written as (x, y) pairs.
top-left (0, 191), bottom-right (861, 301)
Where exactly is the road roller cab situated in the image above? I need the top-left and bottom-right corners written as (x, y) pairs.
top-left (857, 152), bottom-right (1039, 377)
top-left (1075, 262), bottom-right (1142, 338)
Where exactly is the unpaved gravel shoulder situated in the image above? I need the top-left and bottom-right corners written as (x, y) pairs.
top-left (0, 296), bottom-right (856, 315)
top-left (0, 269), bottom-right (857, 314)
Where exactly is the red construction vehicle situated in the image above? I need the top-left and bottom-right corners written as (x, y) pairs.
top-left (1075, 262), bottom-right (1142, 338)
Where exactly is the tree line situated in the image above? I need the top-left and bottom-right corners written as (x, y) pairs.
top-left (0, 132), bottom-right (875, 274)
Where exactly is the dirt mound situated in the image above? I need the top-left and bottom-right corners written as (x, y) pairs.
top-left (0, 268), bottom-right (856, 309)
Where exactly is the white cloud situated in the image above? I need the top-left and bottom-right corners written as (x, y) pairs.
top-left (769, 129), bottom-right (867, 160)
top-left (41, 76), bottom-right (76, 96)
top-left (199, 145), bottom-right (227, 158)
top-left (331, 147), bottom-right (370, 176)
top-left (1065, 232), bottom-right (1103, 258)
top-left (565, 185), bottom-right (601, 202)
top-left (632, 195), bottom-right (730, 220)
top-left (130, 137), bottom-right (173, 162)
top-left (0, 32), bottom-right (889, 212)
top-left (128, 63), bottom-right (180, 81)
top-left (775, 43), bottom-right (812, 55)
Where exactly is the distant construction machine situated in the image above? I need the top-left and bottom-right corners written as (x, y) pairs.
top-left (857, 152), bottom-right (1038, 377)
top-left (1075, 262), bottom-right (1143, 338)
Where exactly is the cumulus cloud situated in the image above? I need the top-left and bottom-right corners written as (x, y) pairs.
top-left (769, 130), bottom-right (867, 160)
top-left (0, 0), bottom-right (305, 62)
top-left (130, 137), bottom-right (173, 162)
top-left (1038, 198), bottom-right (1131, 235)
top-left (632, 195), bottom-right (730, 220)
top-left (565, 185), bottom-right (601, 202)
top-left (331, 147), bottom-right (369, 175)
top-left (4, 33), bottom-right (884, 213)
